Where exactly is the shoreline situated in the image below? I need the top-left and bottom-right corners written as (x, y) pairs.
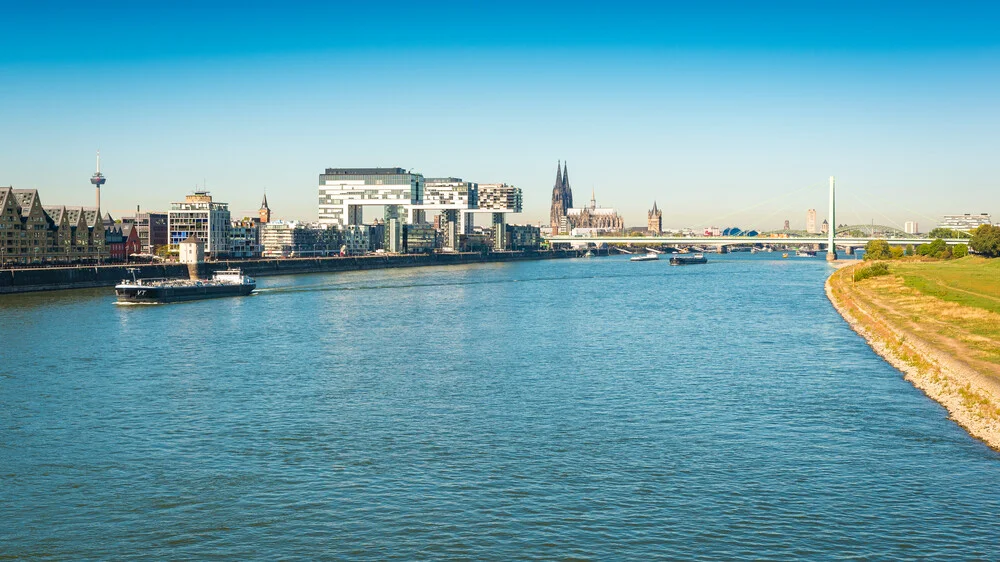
top-left (0, 249), bottom-right (587, 295)
top-left (826, 262), bottom-right (1000, 451)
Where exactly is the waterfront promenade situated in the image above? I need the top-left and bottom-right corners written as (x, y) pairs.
top-left (0, 249), bottom-right (584, 294)
top-left (827, 258), bottom-right (1000, 450)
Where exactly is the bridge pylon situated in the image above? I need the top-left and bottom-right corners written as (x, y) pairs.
top-left (827, 176), bottom-right (838, 262)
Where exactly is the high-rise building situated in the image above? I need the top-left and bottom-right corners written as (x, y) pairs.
top-left (904, 221), bottom-right (919, 234)
top-left (168, 191), bottom-right (231, 256)
top-left (647, 201), bottom-right (662, 234)
top-left (806, 209), bottom-right (817, 234)
top-left (549, 161), bottom-right (573, 235)
top-left (783, 219), bottom-right (790, 231)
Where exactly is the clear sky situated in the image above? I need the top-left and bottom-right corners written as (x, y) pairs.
top-left (2, 1), bottom-right (998, 231)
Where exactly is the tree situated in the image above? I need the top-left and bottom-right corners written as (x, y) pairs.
top-left (904, 245), bottom-right (915, 256)
top-left (928, 227), bottom-right (970, 239)
top-left (953, 244), bottom-right (969, 258)
top-left (890, 246), bottom-right (905, 259)
top-left (970, 224), bottom-right (1000, 257)
top-left (917, 238), bottom-right (947, 257)
top-left (864, 239), bottom-right (892, 260)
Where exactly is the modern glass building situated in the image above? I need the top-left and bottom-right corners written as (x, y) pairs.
top-left (168, 192), bottom-right (232, 257)
top-left (318, 168), bottom-right (424, 227)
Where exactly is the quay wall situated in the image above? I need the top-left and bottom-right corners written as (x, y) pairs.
top-left (0, 250), bottom-right (585, 294)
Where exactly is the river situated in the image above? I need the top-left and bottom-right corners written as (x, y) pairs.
top-left (2, 254), bottom-right (998, 559)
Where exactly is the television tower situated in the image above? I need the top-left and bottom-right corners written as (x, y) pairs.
top-left (90, 150), bottom-right (106, 210)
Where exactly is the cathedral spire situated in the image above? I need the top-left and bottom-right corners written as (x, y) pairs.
top-left (554, 160), bottom-right (562, 191)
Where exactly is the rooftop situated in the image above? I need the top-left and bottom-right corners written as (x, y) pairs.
top-left (323, 167), bottom-right (411, 175)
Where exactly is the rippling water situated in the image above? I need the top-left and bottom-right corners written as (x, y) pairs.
top-left (2, 254), bottom-right (998, 559)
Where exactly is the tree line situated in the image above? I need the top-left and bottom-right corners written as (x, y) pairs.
top-left (864, 224), bottom-right (1000, 260)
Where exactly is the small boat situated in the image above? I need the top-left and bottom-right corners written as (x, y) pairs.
top-left (782, 253), bottom-right (789, 259)
top-left (669, 253), bottom-right (708, 266)
top-left (630, 252), bottom-right (660, 262)
top-left (115, 268), bottom-right (256, 304)
top-left (796, 249), bottom-right (817, 257)
top-left (583, 250), bottom-right (595, 258)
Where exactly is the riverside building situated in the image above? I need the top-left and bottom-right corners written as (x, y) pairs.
top-left (318, 167), bottom-right (424, 226)
top-left (121, 211), bottom-right (168, 254)
top-left (938, 214), bottom-right (991, 231)
top-left (230, 218), bottom-right (262, 259)
top-left (261, 221), bottom-right (341, 258)
top-left (0, 187), bottom-right (107, 265)
top-left (475, 183), bottom-right (524, 250)
top-left (318, 167), bottom-right (425, 253)
top-left (419, 177), bottom-right (478, 250)
top-left (168, 191), bottom-right (231, 257)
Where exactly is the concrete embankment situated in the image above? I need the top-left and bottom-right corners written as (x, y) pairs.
top-left (0, 249), bottom-right (585, 294)
top-left (826, 261), bottom-right (1000, 451)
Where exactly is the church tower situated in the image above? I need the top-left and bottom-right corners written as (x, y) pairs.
top-left (259, 193), bottom-right (271, 224)
top-left (647, 201), bottom-right (662, 234)
top-left (549, 161), bottom-right (573, 235)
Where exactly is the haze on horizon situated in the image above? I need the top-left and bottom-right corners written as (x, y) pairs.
top-left (1, 1), bottom-right (998, 231)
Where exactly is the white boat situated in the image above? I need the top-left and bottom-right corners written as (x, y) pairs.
top-left (630, 252), bottom-right (659, 262)
top-left (796, 249), bottom-right (817, 257)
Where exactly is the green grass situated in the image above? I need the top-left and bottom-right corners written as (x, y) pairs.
top-left (891, 257), bottom-right (1000, 315)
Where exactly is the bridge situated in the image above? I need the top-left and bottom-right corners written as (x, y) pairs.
top-left (547, 177), bottom-right (968, 257)
top-left (545, 235), bottom-right (966, 253)
top-left (546, 235), bottom-right (965, 246)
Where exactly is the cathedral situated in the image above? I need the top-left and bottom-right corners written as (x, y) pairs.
top-left (549, 161), bottom-right (624, 235)
top-left (549, 161), bottom-right (573, 235)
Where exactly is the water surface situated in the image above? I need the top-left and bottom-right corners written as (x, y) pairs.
top-left (2, 254), bottom-right (998, 559)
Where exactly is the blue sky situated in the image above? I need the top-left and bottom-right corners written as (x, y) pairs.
top-left (1, 1), bottom-right (998, 230)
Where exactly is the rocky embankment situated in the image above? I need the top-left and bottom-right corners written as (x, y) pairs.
top-left (827, 263), bottom-right (1000, 451)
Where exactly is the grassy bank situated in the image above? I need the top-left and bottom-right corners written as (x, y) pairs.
top-left (827, 257), bottom-right (1000, 450)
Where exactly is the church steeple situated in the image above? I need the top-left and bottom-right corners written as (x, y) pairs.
top-left (259, 192), bottom-right (271, 224)
top-left (562, 162), bottom-right (572, 208)
top-left (554, 160), bottom-right (563, 190)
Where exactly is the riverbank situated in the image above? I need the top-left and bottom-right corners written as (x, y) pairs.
top-left (827, 257), bottom-right (1000, 450)
top-left (0, 249), bottom-right (587, 294)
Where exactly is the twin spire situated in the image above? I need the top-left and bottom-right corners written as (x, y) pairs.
top-left (552, 160), bottom-right (572, 208)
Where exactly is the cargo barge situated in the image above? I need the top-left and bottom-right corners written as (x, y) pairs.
top-left (115, 269), bottom-right (255, 303)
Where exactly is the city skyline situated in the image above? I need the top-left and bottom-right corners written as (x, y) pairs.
top-left (2, 2), bottom-right (998, 229)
